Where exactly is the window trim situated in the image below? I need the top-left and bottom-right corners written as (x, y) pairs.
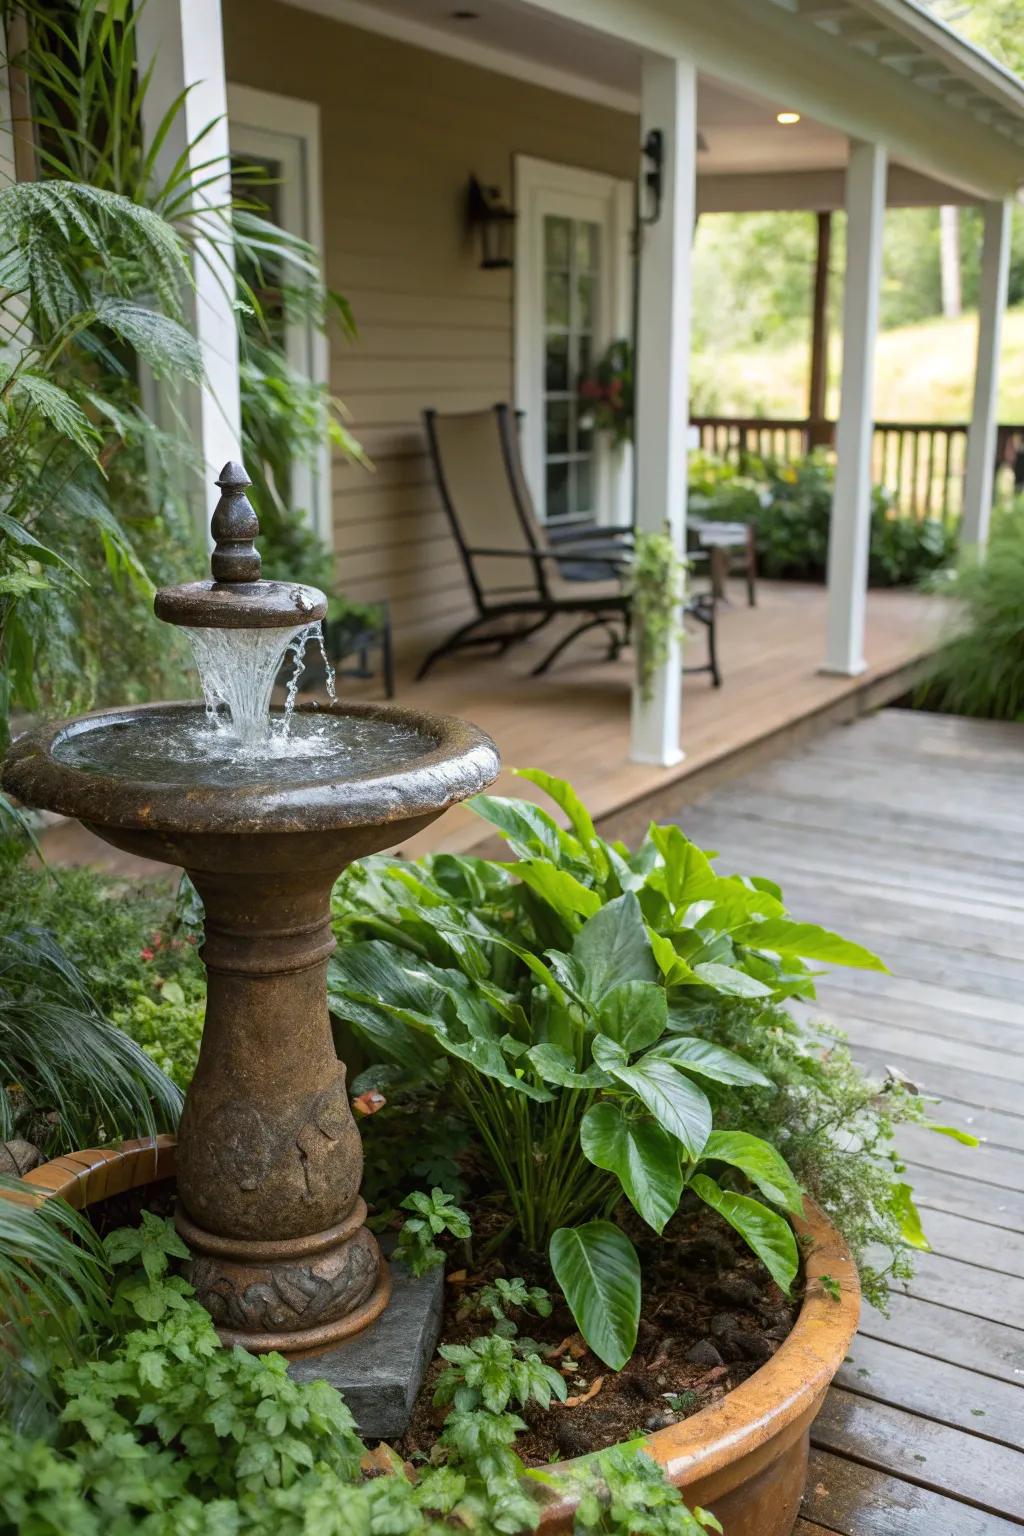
top-left (227, 84), bottom-right (331, 546)
top-left (514, 155), bottom-right (633, 526)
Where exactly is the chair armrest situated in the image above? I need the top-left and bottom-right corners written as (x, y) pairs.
top-left (548, 523), bottom-right (634, 545)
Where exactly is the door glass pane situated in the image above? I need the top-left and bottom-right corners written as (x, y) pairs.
top-left (545, 271), bottom-right (570, 328)
top-left (546, 461), bottom-right (569, 518)
top-left (545, 334), bottom-right (569, 392)
top-left (542, 212), bottom-right (601, 521)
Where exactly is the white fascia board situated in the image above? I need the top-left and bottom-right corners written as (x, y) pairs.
top-left (526, 0), bottom-right (1024, 198)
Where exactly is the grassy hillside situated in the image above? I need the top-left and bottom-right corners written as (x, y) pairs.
top-left (693, 304), bottom-right (1024, 424)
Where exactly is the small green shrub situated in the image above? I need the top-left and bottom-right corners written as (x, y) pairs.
top-left (0, 865), bottom-right (205, 1091)
top-left (689, 450), bottom-right (956, 588)
top-left (918, 503), bottom-right (1024, 720)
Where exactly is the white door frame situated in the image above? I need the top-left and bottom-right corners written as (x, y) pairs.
top-left (227, 83), bottom-right (331, 545)
top-left (514, 154), bottom-right (633, 526)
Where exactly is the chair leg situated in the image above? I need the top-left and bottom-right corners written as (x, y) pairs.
top-left (745, 526), bottom-right (757, 607)
top-left (531, 616), bottom-right (617, 676)
top-left (382, 619), bottom-right (395, 699)
top-left (707, 604), bottom-right (722, 688)
top-left (415, 615), bottom-right (494, 680)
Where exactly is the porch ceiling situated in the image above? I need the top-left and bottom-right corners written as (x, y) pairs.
top-left (289, 0), bottom-right (1024, 200)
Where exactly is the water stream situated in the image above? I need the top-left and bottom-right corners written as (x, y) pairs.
top-left (185, 622), bottom-right (318, 750)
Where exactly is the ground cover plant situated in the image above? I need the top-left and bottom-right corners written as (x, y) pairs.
top-left (688, 450), bottom-right (956, 588)
top-left (0, 1197), bottom-right (720, 1533)
top-left (916, 501), bottom-right (1024, 721)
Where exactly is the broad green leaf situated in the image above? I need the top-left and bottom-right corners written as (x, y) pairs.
top-left (891, 1181), bottom-right (930, 1251)
top-left (690, 1174), bottom-right (798, 1293)
top-left (648, 927), bottom-right (681, 978)
top-left (527, 1044), bottom-right (609, 1089)
top-left (573, 892), bottom-right (658, 1003)
top-left (604, 1054), bottom-right (711, 1162)
top-left (506, 860), bottom-right (601, 923)
top-left (922, 1120), bottom-right (979, 1147)
top-left (597, 981), bottom-right (667, 1054)
top-left (516, 768), bottom-right (607, 877)
top-left (645, 1036), bottom-right (772, 1088)
top-left (468, 794), bottom-right (570, 864)
top-left (690, 962), bottom-right (773, 998)
top-left (732, 918), bottom-right (886, 972)
top-left (700, 1130), bottom-right (804, 1216)
top-left (580, 1101), bottom-right (682, 1233)
top-left (549, 1221), bottom-right (641, 1369)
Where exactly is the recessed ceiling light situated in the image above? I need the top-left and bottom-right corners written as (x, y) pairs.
top-left (776, 111), bottom-right (801, 125)
top-left (450, 8), bottom-right (480, 17)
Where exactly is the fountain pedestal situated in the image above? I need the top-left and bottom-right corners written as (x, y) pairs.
top-left (0, 465), bottom-right (499, 1355)
top-left (172, 865), bottom-right (388, 1352)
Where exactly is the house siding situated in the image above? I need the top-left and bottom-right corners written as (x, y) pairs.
top-left (223, 0), bottom-right (637, 651)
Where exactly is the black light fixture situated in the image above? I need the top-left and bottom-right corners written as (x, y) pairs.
top-left (467, 175), bottom-right (515, 269)
top-left (639, 129), bottom-right (664, 226)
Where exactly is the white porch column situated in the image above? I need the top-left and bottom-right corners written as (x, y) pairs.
top-left (962, 199), bottom-right (1011, 550)
top-left (823, 140), bottom-right (887, 677)
top-left (630, 54), bottom-right (696, 766)
top-left (134, 0), bottom-right (241, 531)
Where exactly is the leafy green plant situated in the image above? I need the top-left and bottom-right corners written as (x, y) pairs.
top-left (689, 450), bottom-right (956, 588)
top-left (628, 530), bottom-right (687, 703)
top-left (0, 1207), bottom-right (714, 1533)
top-left (577, 337), bottom-right (633, 446)
top-left (394, 1185), bottom-right (472, 1276)
top-left (435, 1333), bottom-right (567, 1414)
top-left (461, 1277), bottom-right (553, 1336)
top-left (329, 768), bottom-right (886, 1367)
top-left (0, 925), bottom-right (182, 1156)
top-left (566, 1446), bottom-right (722, 1534)
top-left (0, 1177), bottom-right (110, 1429)
top-left (918, 501), bottom-right (1024, 720)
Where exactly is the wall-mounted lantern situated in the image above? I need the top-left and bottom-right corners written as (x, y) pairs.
top-left (639, 129), bottom-right (664, 226)
top-left (467, 175), bottom-right (515, 269)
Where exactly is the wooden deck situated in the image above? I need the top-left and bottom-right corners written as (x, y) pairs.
top-left (37, 579), bottom-right (943, 876)
top-left (677, 707), bottom-right (1024, 1535)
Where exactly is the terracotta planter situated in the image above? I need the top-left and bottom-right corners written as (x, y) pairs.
top-left (538, 1198), bottom-right (861, 1536)
top-left (12, 1139), bottom-right (859, 1536)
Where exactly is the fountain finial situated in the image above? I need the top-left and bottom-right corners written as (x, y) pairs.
top-left (211, 463), bottom-right (261, 585)
top-left (153, 458), bottom-right (327, 629)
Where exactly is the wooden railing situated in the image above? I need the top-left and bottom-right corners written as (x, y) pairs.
top-left (691, 415), bottom-right (1024, 525)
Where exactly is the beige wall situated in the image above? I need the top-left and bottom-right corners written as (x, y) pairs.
top-left (224, 0), bottom-right (637, 651)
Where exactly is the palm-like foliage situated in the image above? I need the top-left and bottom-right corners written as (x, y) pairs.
top-left (0, 171), bottom-right (202, 746)
top-left (0, 924), bottom-right (182, 1154)
top-left (0, 1176), bottom-right (110, 1430)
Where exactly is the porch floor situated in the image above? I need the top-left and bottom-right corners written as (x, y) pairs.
top-left (37, 579), bottom-right (944, 875)
top-left (679, 708), bottom-right (1024, 1534)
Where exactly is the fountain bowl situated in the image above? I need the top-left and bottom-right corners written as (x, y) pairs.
top-left (1, 698), bottom-right (499, 870)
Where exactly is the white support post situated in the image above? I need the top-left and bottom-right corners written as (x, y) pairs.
top-left (134, 0), bottom-right (240, 533)
top-left (630, 54), bottom-right (696, 767)
top-left (962, 199), bottom-right (1011, 550)
top-left (823, 139), bottom-right (887, 677)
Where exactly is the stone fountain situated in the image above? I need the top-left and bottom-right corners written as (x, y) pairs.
top-left (2, 463), bottom-right (499, 1358)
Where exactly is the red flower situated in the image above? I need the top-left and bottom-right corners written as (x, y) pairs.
top-left (141, 947), bottom-right (155, 962)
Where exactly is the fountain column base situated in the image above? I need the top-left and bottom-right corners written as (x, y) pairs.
top-left (177, 1198), bottom-right (391, 1355)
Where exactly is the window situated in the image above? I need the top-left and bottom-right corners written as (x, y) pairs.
top-left (515, 158), bottom-right (632, 526)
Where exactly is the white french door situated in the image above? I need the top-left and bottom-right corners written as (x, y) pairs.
top-left (514, 156), bottom-right (633, 526)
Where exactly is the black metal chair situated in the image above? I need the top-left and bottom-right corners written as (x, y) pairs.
top-left (418, 404), bottom-right (719, 686)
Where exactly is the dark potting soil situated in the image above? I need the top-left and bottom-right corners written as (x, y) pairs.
top-left (396, 1201), bottom-right (799, 1467)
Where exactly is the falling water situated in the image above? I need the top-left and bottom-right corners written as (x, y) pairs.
top-left (185, 622), bottom-right (318, 749)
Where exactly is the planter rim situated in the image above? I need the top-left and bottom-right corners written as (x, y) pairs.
top-left (8, 1139), bottom-right (860, 1526)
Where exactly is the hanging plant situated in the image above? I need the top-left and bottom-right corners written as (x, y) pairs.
top-left (629, 528), bottom-right (686, 702)
top-left (578, 337), bottom-right (634, 446)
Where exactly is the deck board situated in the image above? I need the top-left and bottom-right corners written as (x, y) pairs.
top-left (674, 708), bottom-right (1024, 1534)
top-left (35, 579), bottom-right (942, 876)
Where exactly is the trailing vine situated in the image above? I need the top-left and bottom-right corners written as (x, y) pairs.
top-left (629, 529), bottom-right (686, 702)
